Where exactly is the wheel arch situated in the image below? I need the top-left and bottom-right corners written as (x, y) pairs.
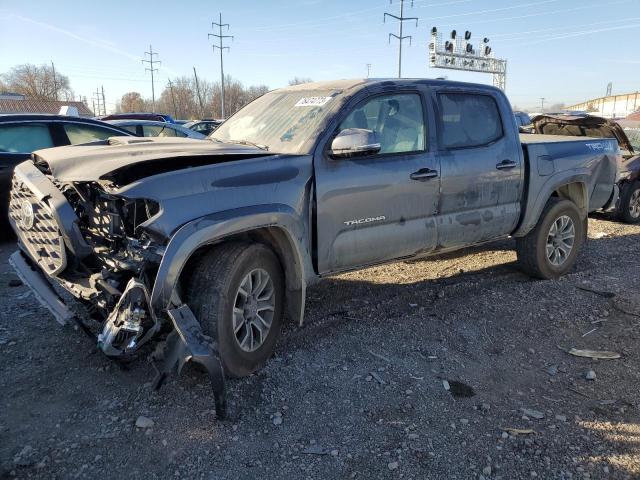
top-left (150, 206), bottom-right (311, 326)
top-left (514, 174), bottom-right (589, 238)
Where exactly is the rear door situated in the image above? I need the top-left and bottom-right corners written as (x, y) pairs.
top-left (315, 89), bottom-right (440, 273)
top-left (433, 90), bottom-right (523, 248)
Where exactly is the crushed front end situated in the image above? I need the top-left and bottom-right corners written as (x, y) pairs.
top-left (9, 159), bottom-right (164, 357)
top-left (8, 158), bottom-right (226, 417)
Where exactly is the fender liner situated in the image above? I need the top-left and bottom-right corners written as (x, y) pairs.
top-left (150, 204), bottom-right (312, 326)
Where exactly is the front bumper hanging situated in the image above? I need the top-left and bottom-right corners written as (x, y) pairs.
top-left (152, 304), bottom-right (227, 419)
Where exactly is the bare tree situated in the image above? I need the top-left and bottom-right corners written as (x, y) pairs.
top-left (1, 63), bottom-right (72, 100)
top-left (117, 92), bottom-right (145, 112)
top-left (288, 77), bottom-right (313, 86)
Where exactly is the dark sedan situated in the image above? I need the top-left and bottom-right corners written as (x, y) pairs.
top-left (0, 114), bottom-right (133, 229)
top-left (183, 119), bottom-right (223, 136)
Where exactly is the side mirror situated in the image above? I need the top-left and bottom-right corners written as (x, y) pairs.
top-left (329, 128), bottom-right (381, 158)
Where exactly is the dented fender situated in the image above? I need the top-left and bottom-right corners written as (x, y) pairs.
top-left (150, 204), bottom-right (314, 325)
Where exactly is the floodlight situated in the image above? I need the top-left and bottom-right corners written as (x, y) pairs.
top-left (451, 30), bottom-right (456, 39)
top-left (483, 37), bottom-right (489, 43)
top-left (432, 27), bottom-right (437, 34)
top-left (465, 31), bottom-right (471, 40)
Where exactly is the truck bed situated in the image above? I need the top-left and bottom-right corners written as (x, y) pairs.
top-left (518, 133), bottom-right (619, 225)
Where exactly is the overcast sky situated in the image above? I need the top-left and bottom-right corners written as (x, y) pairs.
top-left (1, 0), bottom-right (639, 112)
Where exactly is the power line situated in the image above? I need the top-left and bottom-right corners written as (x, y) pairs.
top-left (209, 13), bottom-right (233, 119)
top-left (366, 63), bottom-right (372, 78)
top-left (142, 45), bottom-right (160, 112)
top-left (384, 0), bottom-right (418, 78)
top-left (540, 97), bottom-right (545, 112)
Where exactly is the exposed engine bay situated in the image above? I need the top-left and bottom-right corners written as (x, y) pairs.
top-left (52, 178), bottom-right (165, 357)
top-left (8, 157), bottom-right (227, 417)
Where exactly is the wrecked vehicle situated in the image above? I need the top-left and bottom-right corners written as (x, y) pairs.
top-left (532, 114), bottom-right (640, 223)
top-left (8, 79), bottom-right (620, 410)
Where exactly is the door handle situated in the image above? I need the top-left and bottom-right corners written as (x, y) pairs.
top-left (496, 159), bottom-right (517, 170)
top-left (410, 168), bottom-right (438, 181)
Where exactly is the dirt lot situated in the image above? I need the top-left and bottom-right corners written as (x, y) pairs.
top-left (1, 214), bottom-right (639, 480)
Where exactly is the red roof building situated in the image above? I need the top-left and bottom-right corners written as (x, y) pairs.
top-left (0, 96), bottom-right (93, 116)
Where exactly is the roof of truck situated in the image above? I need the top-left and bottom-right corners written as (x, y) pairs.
top-left (283, 78), bottom-right (501, 93)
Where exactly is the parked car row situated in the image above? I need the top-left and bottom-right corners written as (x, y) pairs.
top-left (0, 112), bottom-right (224, 230)
top-left (0, 114), bottom-right (134, 228)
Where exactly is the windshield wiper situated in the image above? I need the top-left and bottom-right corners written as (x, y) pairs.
top-left (228, 139), bottom-right (269, 151)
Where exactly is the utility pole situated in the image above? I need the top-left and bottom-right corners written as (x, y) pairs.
top-left (366, 63), bottom-right (372, 78)
top-left (142, 45), bottom-right (160, 111)
top-left (101, 85), bottom-right (106, 115)
top-left (51, 61), bottom-right (58, 101)
top-left (167, 78), bottom-right (178, 118)
top-left (193, 67), bottom-right (204, 118)
top-left (540, 97), bottom-right (545, 113)
top-left (209, 13), bottom-right (233, 119)
top-left (384, 0), bottom-right (418, 78)
top-left (92, 88), bottom-right (104, 116)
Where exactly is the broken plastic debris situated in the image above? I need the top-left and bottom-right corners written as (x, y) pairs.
top-left (521, 408), bottom-right (544, 419)
top-left (567, 348), bottom-right (621, 360)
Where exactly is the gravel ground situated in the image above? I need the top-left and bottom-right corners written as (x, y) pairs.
top-left (1, 214), bottom-right (639, 479)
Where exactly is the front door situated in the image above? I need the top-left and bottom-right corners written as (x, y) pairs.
top-left (315, 91), bottom-right (440, 273)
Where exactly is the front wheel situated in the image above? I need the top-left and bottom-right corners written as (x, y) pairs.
top-left (516, 198), bottom-right (586, 279)
top-left (616, 180), bottom-right (640, 224)
top-left (186, 242), bottom-right (285, 378)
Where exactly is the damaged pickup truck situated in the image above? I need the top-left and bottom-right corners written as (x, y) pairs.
top-left (8, 79), bottom-right (620, 411)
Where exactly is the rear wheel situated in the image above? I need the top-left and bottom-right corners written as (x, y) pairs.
top-left (516, 198), bottom-right (586, 279)
top-left (186, 242), bottom-right (285, 378)
top-left (616, 180), bottom-right (640, 224)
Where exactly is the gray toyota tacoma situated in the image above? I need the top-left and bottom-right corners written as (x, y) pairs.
top-left (8, 79), bottom-right (620, 411)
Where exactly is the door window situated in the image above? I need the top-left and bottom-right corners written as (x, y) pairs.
top-left (0, 124), bottom-right (54, 153)
top-left (142, 125), bottom-right (178, 137)
top-left (438, 93), bottom-right (503, 149)
top-left (63, 123), bottom-right (120, 144)
top-left (340, 93), bottom-right (425, 154)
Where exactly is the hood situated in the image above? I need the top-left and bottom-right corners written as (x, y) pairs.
top-left (531, 114), bottom-right (634, 153)
top-left (32, 136), bottom-right (275, 184)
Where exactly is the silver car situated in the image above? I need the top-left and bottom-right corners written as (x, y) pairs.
top-left (107, 119), bottom-right (206, 139)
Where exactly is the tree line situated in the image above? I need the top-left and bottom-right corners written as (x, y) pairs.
top-left (117, 75), bottom-right (270, 120)
top-left (1, 63), bottom-right (314, 119)
top-left (0, 64), bottom-right (74, 101)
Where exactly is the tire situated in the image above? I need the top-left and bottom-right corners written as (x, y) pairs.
top-left (186, 242), bottom-right (285, 378)
top-left (516, 198), bottom-right (586, 280)
top-left (616, 180), bottom-right (640, 224)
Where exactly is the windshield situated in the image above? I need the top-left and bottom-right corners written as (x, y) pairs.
top-left (623, 128), bottom-right (640, 152)
top-left (211, 89), bottom-right (345, 154)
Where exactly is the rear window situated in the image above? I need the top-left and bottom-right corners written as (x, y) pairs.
top-left (438, 93), bottom-right (503, 149)
top-left (0, 123), bottom-right (54, 153)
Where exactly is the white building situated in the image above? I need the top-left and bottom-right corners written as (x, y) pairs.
top-left (567, 91), bottom-right (640, 119)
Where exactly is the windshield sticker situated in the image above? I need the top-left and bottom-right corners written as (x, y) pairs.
top-left (294, 96), bottom-right (332, 107)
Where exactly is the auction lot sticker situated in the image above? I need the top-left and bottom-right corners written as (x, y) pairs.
top-left (295, 96), bottom-right (332, 107)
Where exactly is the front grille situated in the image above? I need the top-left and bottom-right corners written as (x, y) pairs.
top-left (9, 175), bottom-right (67, 275)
